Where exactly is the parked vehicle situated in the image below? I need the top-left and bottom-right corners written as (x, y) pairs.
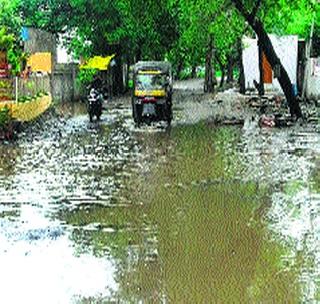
top-left (132, 61), bottom-right (173, 126)
top-left (87, 87), bottom-right (103, 122)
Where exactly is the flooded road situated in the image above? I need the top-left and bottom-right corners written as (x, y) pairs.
top-left (0, 94), bottom-right (320, 303)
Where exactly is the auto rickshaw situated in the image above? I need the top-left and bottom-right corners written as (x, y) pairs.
top-left (132, 61), bottom-right (173, 125)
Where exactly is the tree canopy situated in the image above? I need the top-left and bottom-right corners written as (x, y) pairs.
top-left (0, 0), bottom-right (318, 84)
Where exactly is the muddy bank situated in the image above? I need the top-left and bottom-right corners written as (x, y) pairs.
top-left (4, 79), bottom-right (319, 143)
top-left (174, 81), bottom-right (320, 127)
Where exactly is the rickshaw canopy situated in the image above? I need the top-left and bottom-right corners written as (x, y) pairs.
top-left (134, 61), bottom-right (172, 75)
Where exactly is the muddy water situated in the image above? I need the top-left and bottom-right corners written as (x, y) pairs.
top-left (0, 99), bottom-right (319, 303)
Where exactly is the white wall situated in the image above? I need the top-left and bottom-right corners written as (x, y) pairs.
top-left (269, 34), bottom-right (298, 92)
top-left (306, 57), bottom-right (320, 100)
top-left (242, 35), bottom-right (298, 93)
top-left (242, 37), bottom-right (259, 89)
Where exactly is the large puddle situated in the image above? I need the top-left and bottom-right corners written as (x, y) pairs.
top-left (0, 99), bottom-right (319, 302)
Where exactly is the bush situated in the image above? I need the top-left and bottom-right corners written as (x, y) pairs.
top-left (0, 106), bottom-right (11, 128)
top-left (179, 68), bottom-right (191, 80)
top-left (76, 69), bottom-right (98, 87)
top-left (17, 91), bottom-right (49, 103)
top-left (0, 80), bottom-right (12, 89)
top-left (197, 68), bottom-right (205, 78)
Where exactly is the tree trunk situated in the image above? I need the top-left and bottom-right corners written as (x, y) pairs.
top-left (237, 39), bottom-right (246, 94)
top-left (231, 0), bottom-right (302, 118)
top-left (191, 65), bottom-right (197, 78)
top-left (176, 61), bottom-right (183, 80)
top-left (204, 36), bottom-right (215, 93)
top-left (258, 39), bottom-right (265, 95)
top-left (220, 68), bottom-right (225, 88)
top-left (136, 46), bottom-right (142, 62)
top-left (226, 56), bottom-right (234, 83)
top-left (216, 59), bottom-right (225, 88)
top-left (125, 56), bottom-right (131, 92)
top-left (114, 50), bottom-right (124, 95)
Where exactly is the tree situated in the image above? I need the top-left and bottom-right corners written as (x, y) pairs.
top-left (0, 0), bottom-right (26, 75)
top-left (18, 0), bottom-right (179, 93)
top-left (0, 0), bottom-right (21, 35)
top-left (211, 8), bottom-right (245, 86)
top-left (230, 0), bottom-right (302, 118)
top-left (13, 0), bottom-right (317, 101)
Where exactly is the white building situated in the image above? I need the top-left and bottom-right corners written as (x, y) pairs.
top-left (242, 35), bottom-right (298, 94)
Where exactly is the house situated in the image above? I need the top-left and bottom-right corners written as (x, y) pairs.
top-left (22, 27), bottom-right (56, 74)
top-left (305, 58), bottom-right (320, 100)
top-left (242, 33), bottom-right (320, 101)
top-left (22, 27), bottom-right (82, 102)
top-left (242, 34), bottom-right (299, 94)
top-left (304, 35), bottom-right (320, 100)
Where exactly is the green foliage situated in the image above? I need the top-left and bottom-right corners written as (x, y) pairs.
top-left (0, 0), bottom-right (23, 76)
top-left (0, 106), bottom-right (11, 128)
top-left (76, 69), bottom-right (98, 87)
top-left (18, 91), bottom-right (49, 103)
top-left (18, 0), bottom-right (179, 62)
top-left (7, 48), bottom-right (21, 75)
top-left (0, 25), bottom-right (27, 76)
top-left (0, 27), bottom-right (15, 51)
top-left (4, 0), bottom-right (317, 84)
top-left (260, 0), bottom-right (319, 38)
top-left (17, 96), bottom-right (32, 103)
top-left (0, 0), bottom-right (21, 35)
top-left (0, 80), bottom-right (11, 89)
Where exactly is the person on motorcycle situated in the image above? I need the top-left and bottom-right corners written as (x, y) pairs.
top-left (91, 74), bottom-right (103, 91)
top-left (87, 75), bottom-right (104, 122)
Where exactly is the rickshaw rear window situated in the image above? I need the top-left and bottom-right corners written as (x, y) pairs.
top-left (136, 74), bottom-right (166, 90)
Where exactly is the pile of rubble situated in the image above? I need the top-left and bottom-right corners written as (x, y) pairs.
top-left (211, 89), bottom-right (320, 127)
top-left (211, 89), bottom-right (248, 125)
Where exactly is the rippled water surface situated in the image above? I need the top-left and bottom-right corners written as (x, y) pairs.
top-left (0, 100), bottom-right (320, 303)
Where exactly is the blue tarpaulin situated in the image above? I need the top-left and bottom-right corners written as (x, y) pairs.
top-left (21, 27), bottom-right (29, 41)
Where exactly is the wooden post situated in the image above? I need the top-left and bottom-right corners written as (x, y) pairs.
top-left (15, 77), bottom-right (18, 103)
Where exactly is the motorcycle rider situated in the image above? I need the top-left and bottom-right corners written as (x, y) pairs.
top-left (87, 74), bottom-right (104, 121)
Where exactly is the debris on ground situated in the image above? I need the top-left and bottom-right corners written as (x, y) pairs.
top-left (210, 87), bottom-right (320, 128)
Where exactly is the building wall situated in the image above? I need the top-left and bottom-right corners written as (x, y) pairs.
top-left (242, 37), bottom-right (260, 90)
top-left (242, 35), bottom-right (298, 93)
top-left (306, 57), bottom-right (320, 100)
top-left (269, 35), bottom-right (298, 92)
top-left (23, 28), bottom-right (84, 102)
top-left (51, 64), bottom-right (83, 102)
top-left (23, 28), bottom-right (57, 64)
top-left (17, 75), bottom-right (51, 98)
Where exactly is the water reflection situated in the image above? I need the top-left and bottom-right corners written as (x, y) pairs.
top-left (122, 122), bottom-right (302, 302)
top-left (0, 230), bottom-right (117, 303)
top-left (0, 100), bottom-right (319, 302)
top-left (241, 119), bottom-right (320, 302)
top-left (0, 106), bottom-right (142, 303)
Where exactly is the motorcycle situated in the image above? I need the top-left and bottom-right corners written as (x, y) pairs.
top-left (87, 88), bottom-right (103, 122)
